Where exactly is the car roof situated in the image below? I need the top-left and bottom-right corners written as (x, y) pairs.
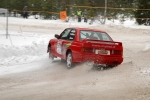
top-left (69, 27), bottom-right (106, 33)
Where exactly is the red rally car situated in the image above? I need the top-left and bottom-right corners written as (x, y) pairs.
top-left (47, 28), bottom-right (123, 68)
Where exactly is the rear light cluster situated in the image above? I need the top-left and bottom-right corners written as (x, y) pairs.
top-left (115, 43), bottom-right (122, 46)
top-left (112, 50), bottom-right (122, 55)
top-left (81, 47), bottom-right (94, 53)
top-left (81, 48), bottom-right (123, 55)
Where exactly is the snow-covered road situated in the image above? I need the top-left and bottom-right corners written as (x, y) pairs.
top-left (0, 17), bottom-right (150, 100)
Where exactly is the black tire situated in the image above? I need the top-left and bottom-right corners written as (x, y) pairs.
top-left (66, 52), bottom-right (73, 68)
top-left (49, 46), bottom-right (54, 62)
top-left (93, 64), bottom-right (104, 71)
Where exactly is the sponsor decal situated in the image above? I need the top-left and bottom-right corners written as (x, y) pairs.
top-left (92, 45), bottom-right (116, 48)
top-left (65, 42), bottom-right (72, 48)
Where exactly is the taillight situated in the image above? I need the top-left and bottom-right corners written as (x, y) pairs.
top-left (115, 43), bottom-right (122, 46)
top-left (81, 47), bottom-right (94, 53)
top-left (121, 51), bottom-right (123, 55)
top-left (112, 50), bottom-right (122, 55)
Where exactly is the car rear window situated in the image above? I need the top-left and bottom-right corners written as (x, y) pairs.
top-left (80, 30), bottom-right (112, 41)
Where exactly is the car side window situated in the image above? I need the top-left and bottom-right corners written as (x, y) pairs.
top-left (60, 29), bottom-right (71, 40)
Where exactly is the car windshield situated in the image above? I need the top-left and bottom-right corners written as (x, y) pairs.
top-left (80, 30), bottom-right (112, 41)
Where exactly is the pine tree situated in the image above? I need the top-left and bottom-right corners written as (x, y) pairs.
top-left (26, 0), bottom-right (43, 18)
top-left (40, 0), bottom-right (59, 19)
top-left (1, 0), bottom-right (147, 21)
top-left (135, 0), bottom-right (150, 25)
top-left (0, 0), bottom-right (6, 8)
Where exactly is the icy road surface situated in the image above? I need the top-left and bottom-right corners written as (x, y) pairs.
top-left (0, 17), bottom-right (150, 100)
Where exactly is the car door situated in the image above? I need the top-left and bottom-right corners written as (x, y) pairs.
top-left (55, 28), bottom-right (72, 58)
top-left (61, 29), bottom-right (76, 59)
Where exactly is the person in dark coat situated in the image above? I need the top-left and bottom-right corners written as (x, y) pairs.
top-left (23, 6), bottom-right (28, 19)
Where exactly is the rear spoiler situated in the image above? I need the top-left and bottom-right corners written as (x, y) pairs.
top-left (82, 39), bottom-right (123, 49)
top-left (82, 38), bottom-right (122, 45)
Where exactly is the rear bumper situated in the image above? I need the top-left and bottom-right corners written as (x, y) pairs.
top-left (82, 54), bottom-right (123, 66)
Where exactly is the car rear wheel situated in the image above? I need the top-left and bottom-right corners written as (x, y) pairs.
top-left (66, 52), bottom-right (73, 68)
top-left (49, 46), bottom-right (54, 62)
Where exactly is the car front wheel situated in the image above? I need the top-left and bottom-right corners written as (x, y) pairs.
top-left (66, 52), bottom-right (73, 68)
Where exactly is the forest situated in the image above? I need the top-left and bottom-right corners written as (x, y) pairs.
top-left (0, 0), bottom-right (150, 25)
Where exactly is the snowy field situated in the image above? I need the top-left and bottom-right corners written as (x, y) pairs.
top-left (0, 16), bottom-right (150, 100)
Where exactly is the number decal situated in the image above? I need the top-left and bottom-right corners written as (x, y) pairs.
top-left (57, 41), bottom-right (62, 54)
top-left (56, 42), bottom-right (72, 55)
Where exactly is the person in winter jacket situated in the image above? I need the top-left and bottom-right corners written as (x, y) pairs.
top-left (23, 6), bottom-right (28, 19)
top-left (77, 9), bottom-right (82, 22)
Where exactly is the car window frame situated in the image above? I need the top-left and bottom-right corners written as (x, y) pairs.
top-left (59, 28), bottom-right (76, 41)
top-left (59, 28), bottom-right (72, 40)
top-left (67, 29), bottom-right (76, 41)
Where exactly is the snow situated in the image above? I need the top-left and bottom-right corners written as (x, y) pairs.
top-left (0, 30), bottom-right (50, 64)
top-left (0, 8), bottom-right (7, 13)
top-left (0, 16), bottom-right (150, 100)
top-left (143, 44), bottom-right (150, 51)
top-left (0, 16), bottom-right (150, 75)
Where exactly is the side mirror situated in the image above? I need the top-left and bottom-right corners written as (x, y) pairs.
top-left (55, 34), bottom-right (59, 39)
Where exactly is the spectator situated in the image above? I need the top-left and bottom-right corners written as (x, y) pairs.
top-left (84, 16), bottom-right (87, 23)
top-left (23, 6), bottom-right (28, 19)
top-left (77, 9), bottom-right (82, 22)
top-left (83, 9), bottom-right (88, 23)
